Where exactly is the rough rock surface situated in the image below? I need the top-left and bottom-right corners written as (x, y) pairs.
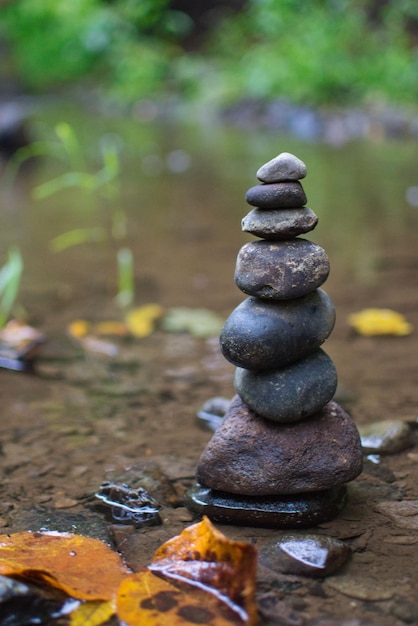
top-left (196, 396), bottom-right (363, 496)
top-left (241, 207), bottom-right (318, 239)
top-left (235, 239), bottom-right (329, 299)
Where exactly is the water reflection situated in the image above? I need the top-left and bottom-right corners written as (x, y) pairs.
top-left (1, 103), bottom-right (417, 321)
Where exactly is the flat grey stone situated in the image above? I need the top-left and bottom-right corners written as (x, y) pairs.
top-left (220, 289), bottom-right (335, 371)
top-left (242, 207), bottom-right (318, 240)
top-left (235, 239), bottom-right (329, 300)
top-left (234, 349), bottom-right (337, 422)
top-left (256, 152), bottom-right (307, 183)
top-left (196, 397), bottom-right (363, 496)
top-left (259, 533), bottom-right (350, 576)
top-left (246, 181), bottom-right (307, 208)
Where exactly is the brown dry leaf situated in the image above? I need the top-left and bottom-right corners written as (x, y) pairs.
top-left (0, 531), bottom-right (130, 600)
top-left (150, 516), bottom-right (258, 625)
top-left (117, 569), bottom-right (249, 626)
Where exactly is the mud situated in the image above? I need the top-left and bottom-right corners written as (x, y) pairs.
top-left (0, 222), bottom-right (416, 625)
top-left (1, 109), bottom-right (418, 624)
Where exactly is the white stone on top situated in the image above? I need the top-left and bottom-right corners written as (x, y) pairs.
top-left (256, 152), bottom-right (307, 183)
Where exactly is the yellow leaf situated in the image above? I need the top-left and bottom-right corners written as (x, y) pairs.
top-left (67, 320), bottom-right (91, 339)
top-left (348, 308), bottom-right (413, 336)
top-left (125, 304), bottom-right (165, 338)
top-left (117, 569), bottom-right (247, 626)
top-left (69, 600), bottom-right (115, 626)
top-left (0, 531), bottom-right (130, 600)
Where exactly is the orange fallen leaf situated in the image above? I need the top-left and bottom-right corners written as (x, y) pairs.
top-left (0, 531), bottom-right (130, 601)
top-left (94, 321), bottom-right (130, 336)
top-left (117, 569), bottom-right (247, 626)
top-left (67, 319), bottom-right (91, 339)
top-left (149, 516), bottom-right (258, 625)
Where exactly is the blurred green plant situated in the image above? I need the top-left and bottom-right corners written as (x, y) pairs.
top-left (1, 0), bottom-right (418, 108)
top-left (0, 247), bottom-right (23, 328)
top-left (7, 122), bottom-right (135, 308)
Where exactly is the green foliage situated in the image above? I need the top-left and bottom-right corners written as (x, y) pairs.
top-left (7, 123), bottom-right (135, 308)
top-left (1, 0), bottom-right (418, 107)
top-left (0, 248), bottom-right (23, 328)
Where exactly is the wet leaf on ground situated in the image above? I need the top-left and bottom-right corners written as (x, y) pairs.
top-left (348, 308), bottom-right (413, 336)
top-left (0, 531), bottom-right (130, 600)
top-left (149, 516), bottom-right (258, 625)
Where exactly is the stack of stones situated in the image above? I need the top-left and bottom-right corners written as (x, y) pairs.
top-left (186, 152), bottom-right (363, 528)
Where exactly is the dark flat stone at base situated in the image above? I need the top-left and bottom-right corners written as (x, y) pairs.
top-left (185, 484), bottom-right (347, 529)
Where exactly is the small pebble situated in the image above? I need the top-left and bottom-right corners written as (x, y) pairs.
top-left (259, 533), bottom-right (350, 577)
top-left (359, 419), bottom-right (414, 454)
top-left (256, 152), bottom-right (307, 183)
top-left (234, 349), bottom-right (337, 422)
top-left (235, 239), bottom-right (329, 299)
top-left (220, 289), bottom-right (335, 371)
top-left (245, 181), bottom-right (307, 209)
top-left (241, 207), bottom-right (318, 240)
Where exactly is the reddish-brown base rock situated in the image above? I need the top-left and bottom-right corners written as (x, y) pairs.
top-left (196, 396), bottom-right (363, 496)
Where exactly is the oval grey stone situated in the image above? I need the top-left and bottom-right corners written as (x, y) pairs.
top-left (242, 207), bottom-right (318, 240)
top-left (196, 397), bottom-right (363, 496)
top-left (259, 533), bottom-right (350, 577)
top-left (234, 349), bottom-right (337, 422)
top-left (245, 181), bottom-right (307, 208)
top-left (235, 239), bottom-right (329, 299)
top-left (256, 152), bottom-right (307, 183)
top-left (220, 289), bottom-right (335, 371)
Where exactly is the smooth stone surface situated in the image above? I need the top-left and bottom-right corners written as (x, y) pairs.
top-left (246, 181), bottom-right (307, 208)
top-left (220, 289), bottom-right (335, 371)
top-left (235, 239), bottom-right (329, 300)
top-left (242, 207), bottom-right (318, 240)
top-left (186, 484), bottom-right (347, 529)
top-left (259, 533), bottom-right (350, 577)
top-left (234, 349), bottom-right (337, 422)
top-left (256, 152), bottom-right (307, 183)
top-left (359, 419), bottom-right (414, 454)
top-left (196, 397), bottom-right (363, 496)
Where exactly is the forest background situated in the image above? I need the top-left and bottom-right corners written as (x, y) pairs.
top-left (1, 0), bottom-right (418, 114)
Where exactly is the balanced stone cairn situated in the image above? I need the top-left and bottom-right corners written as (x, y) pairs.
top-left (186, 152), bottom-right (363, 528)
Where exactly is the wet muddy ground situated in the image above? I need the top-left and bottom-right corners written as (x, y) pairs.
top-left (1, 111), bottom-right (418, 624)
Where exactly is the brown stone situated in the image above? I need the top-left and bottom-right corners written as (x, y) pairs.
top-left (234, 239), bottom-right (329, 299)
top-left (196, 397), bottom-right (363, 496)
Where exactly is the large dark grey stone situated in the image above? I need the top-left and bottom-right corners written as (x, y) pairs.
top-left (245, 181), bottom-right (307, 208)
top-left (196, 397), bottom-right (363, 496)
top-left (185, 485), bottom-right (347, 529)
top-left (241, 207), bottom-right (318, 240)
top-left (256, 152), bottom-right (307, 183)
top-left (220, 289), bottom-right (335, 371)
top-left (234, 349), bottom-right (337, 422)
top-left (235, 239), bottom-right (329, 299)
